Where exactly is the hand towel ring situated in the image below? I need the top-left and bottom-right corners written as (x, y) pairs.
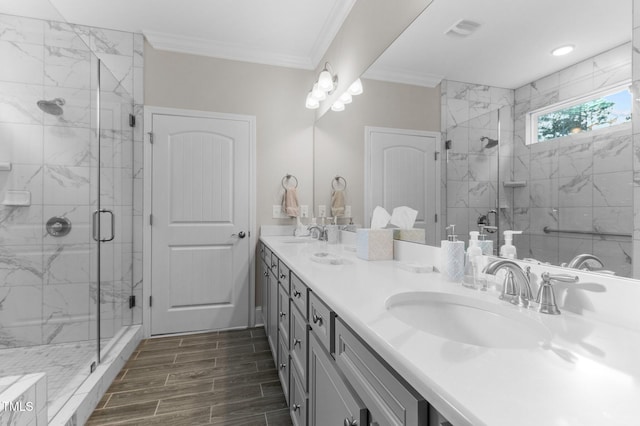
top-left (282, 174), bottom-right (298, 189)
top-left (332, 176), bottom-right (347, 191)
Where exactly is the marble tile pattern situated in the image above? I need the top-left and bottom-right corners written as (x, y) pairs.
top-left (0, 13), bottom-right (143, 349)
top-left (633, 0), bottom-right (640, 277)
top-left (511, 43), bottom-right (633, 276)
top-left (441, 81), bottom-right (513, 249)
top-left (0, 373), bottom-right (47, 426)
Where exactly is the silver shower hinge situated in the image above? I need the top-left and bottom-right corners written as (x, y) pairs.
top-left (129, 113), bottom-right (136, 127)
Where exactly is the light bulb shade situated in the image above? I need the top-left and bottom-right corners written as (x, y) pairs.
top-left (305, 92), bottom-right (319, 109)
top-left (318, 69), bottom-right (334, 92)
top-left (331, 100), bottom-right (345, 112)
top-left (339, 92), bottom-right (353, 104)
top-left (348, 78), bottom-right (363, 95)
top-left (311, 83), bottom-right (326, 101)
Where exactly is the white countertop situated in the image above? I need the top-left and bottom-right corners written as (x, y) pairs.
top-left (261, 236), bottom-right (640, 426)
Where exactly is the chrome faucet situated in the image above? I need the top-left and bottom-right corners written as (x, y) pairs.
top-left (307, 225), bottom-right (327, 241)
top-left (562, 253), bottom-right (604, 271)
top-left (536, 272), bottom-right (579, 315)
top-left (483, 259), bottom-right (533, 308)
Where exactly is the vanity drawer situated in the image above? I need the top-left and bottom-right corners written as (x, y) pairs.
top-left (269, 252), bottom-right (278, 273)
top-left (309, 292), bottom-right (334, 354)
top-left (335, 318), bottom-right (428, 426)
top-left (277, 334), bottom-right (290, 405)
top-left (264, 245), bottom-right (272, 264)
top-left (278, 283), bottom-right (290, 344)
top-left (278, 261), bottom-right (290, 294)
top-left (289, 363), bottom-right (308, 426)
top-left (290, 272), bottom-right (308, 319)
top-left (290, 301), bottom-right (309, 391)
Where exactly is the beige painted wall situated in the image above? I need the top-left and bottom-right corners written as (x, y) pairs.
top-left (314, 78), bottom-right (441, 225)
top-left (145, 41), bottom-right (316, 230)
top-left (145, 42), bottom-right (316, 306)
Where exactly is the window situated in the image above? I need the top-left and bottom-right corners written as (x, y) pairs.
top-left (526, 83), bottom-right (632, 144)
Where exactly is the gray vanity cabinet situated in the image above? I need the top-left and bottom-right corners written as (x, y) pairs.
top-left (335, 318), bottom-right (428, 425)
top-left (308, 331), bottom-right (367, 426)
top-left (259, 244), bottom-right (269, 336)
top-left (267, 260), bottom-right (279, 356)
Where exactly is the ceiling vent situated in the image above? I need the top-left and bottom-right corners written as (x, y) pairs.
top-left (445, 19), bottom-right (481, 38)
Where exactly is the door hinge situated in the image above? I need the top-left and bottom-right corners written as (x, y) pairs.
top-left (445, 140), bottom-right (452, 150)
top-left (149, 214), bottom-right (153, 226)
top-left (129, 113), bottom-right (136, 127)
top-left (149, 296), bottom-right (153, 307)
top-left (129, 295), bottom-right (136, 309)
top-left (435, 213), bottom-right (438, 223)
top-left (434, 152), bottom-right (439, 161)
top-left (148, 132), bottom-right (154, 144)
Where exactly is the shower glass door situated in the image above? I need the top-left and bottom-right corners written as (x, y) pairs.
top-left (91, 58), bottom-right (134, 361)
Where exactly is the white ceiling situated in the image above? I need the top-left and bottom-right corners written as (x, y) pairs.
top-left (365, 0), bottom-right (632, 89)
top-left (0, 0), bottom-right (356, 70)
top-left (1, 0), bottom-right (631, 88)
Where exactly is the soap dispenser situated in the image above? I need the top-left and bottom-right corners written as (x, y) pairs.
top-left (441, 225), bottom-right (465, 283)
top-left (500, 230), bottom-right (522, 259)
top-left (477, 225), bottom-right (493, 256)
top-left (463, 231), bottom-right (484, 289)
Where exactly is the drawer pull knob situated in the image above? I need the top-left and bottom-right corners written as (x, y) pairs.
top-left (263, 271), bottom-right (268, 277)
top-left (280, 273), bottom-right (286, 279)
top-left (293, 290), bottom-right (301, 298)
top-left (279, 363), bottom-right (287, 370)
top-left (271, 263), bottom-right (277, 269)
top-left (279, 311), bottom-right (286, 318)
top-left (312, 313), bottom-right (323, 326)
top-left (292, 404), bottom-right (301, 412)
top-left (293, 338), bottom-right (301, 347)
top-left (344, 418), bottom-right (358, 426)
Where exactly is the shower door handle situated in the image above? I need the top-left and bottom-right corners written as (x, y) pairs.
top-left (92, 209), bottom-right (115, 242)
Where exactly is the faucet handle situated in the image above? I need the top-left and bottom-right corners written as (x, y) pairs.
top-left (535, 272), bottom-right (578, 315)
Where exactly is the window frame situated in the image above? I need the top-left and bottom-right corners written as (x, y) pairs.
top-left (525, 81), bottom-right (632, 145)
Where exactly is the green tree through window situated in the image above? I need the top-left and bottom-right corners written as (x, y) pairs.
top-left (534, 88), bottom-right (631, 143)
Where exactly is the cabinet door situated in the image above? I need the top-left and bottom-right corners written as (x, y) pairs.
top-left (308, 332), bottom-right (367, 426)
top-left (278, 283), bottom-right (290, 344)
top-left (260, 256), bottom-right (269, 334)
top-left (335, 319), bottom-right (428, 425)
top-left (290, 364), bottom-right (308, 426)
top-left (268, 267), bottom-right (279, 357)
top-left (290, 303), bottom-right (308, 390)
top-left (277, 334), bottom-right (290, 405)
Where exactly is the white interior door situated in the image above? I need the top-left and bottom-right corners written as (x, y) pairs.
top-left (151, 112), bottom-right (251, 335)
top-left (365, 127), bottom-right (441, 245)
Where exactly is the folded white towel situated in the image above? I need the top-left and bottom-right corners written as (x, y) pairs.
top-left (282, 187), bottom-right (299, 217)
top-left (331, 189), bottom-right (345, 217)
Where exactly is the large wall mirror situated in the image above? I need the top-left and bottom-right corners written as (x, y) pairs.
top-left (313, 0), bottom-right (635, 277)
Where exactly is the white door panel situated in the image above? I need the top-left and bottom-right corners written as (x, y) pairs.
top-left (151, 113), bottom-right (251, 335)
top-left (366, 127), bottom-right (441, 246)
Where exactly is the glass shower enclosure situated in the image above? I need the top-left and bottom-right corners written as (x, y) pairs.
top-left (0, 11), bottom-right (135, 421)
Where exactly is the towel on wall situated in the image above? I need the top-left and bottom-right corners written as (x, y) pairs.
top-left (331, 189), bottom-right (345, 216)
top-left (282, 187), bottom-right (299, 217)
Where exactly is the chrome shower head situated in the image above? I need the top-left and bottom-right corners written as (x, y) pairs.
top-left (480, 136), bottom-right (498, 149)
top-left (37, 98), bottom-right (65, 116)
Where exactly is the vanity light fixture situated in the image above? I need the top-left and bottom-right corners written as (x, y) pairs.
top-left (311, 83), bottom-right (327, 101)
top-left (318, 62), bottom-right (338, 93)
top-left (551, 45), bottom-right (574, 56)
top-left (339, 92), bottom-right (353, 104)
top-left (305, 92), bottom-right (319, 109)
top-left (348, 78), bottom-right (363, 95)
top-left (331, 100), bottom-right (345, 112)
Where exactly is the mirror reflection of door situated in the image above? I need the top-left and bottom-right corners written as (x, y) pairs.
top-left (365, 127), bottom-right (441, 245)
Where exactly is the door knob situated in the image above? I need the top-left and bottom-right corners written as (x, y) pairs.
top-left (231, 231), bottom-right (246, 238)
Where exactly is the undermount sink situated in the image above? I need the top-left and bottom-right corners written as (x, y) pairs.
top-left (310, 251), bottom-right (344, 265)
top-left (386, 292), bottom-right (551, 349)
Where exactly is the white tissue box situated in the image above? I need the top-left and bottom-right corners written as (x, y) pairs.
top-left (356, 229), bottom-right (393, 261)
top-left (392, 228), bottom-right (425, 244)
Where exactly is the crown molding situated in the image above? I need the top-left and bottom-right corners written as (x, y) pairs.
top-left (363, 66), bottom-right (443, 88)
top-left (144, 30), bottom-right (315, 70)
top-left (308, 0), bottom-right (357, 68)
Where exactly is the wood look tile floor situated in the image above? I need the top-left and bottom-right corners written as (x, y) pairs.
top-left (87, 327), bottom-right (293, 425)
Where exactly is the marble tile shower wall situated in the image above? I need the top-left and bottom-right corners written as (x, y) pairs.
top-left (0, 13), bottom-right (144, 348)
top-left (440, 80), bottom-right (514, 246)
top-left (512, 43), bottom-right (632, 277)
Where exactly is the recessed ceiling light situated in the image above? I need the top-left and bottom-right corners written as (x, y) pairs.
top-left (551, 45), bottom-right (574, 56)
